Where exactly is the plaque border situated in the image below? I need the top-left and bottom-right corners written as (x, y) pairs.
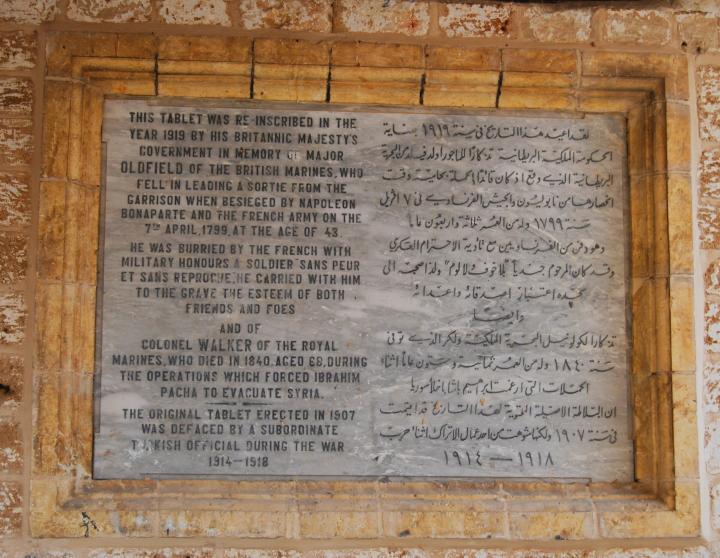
top-left (32, 33), bottom-right (698, 542)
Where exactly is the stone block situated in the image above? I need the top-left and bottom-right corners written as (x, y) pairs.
top-left (382, 510), bottom-right (505, 538)
top-left (707, 418), bottom-right (720, 474)
top-left (706, 362), bottom-right (720, 414)
top-left (499, 88), bottom-right (575, 110)
top-left (508, 511), bottom-right (594, 539)
top-left (161, 510), bottom-right (285, 537)
top-left (678, 13), bottom-right (719, 53)
top-left (0, 293), bottom-right (25, 346)
top-left (0, 232), bottom-right (27, 285)
top-left (0, 31), bottom-right (36, 70)
top-left (0, 354), bottom-right (23, 408)
top-left (0, 482), bottom-right (21, 537)
top-left (670, 277), bottom-right (695, 370)
top-left (667, 174), bottom-right (693, 274)
top-left (701, 149), bottom-right (720, 198)
top-left (672, 374), bottom-right (699, 479)
top-left (331, 67), bottom-right (421, 105)
top-left (255, 38), bottom-right (330, 65)
top-left (0, 173), bottom-right (30, 226)
top-left (698, 65), bottom-right (720, 141)
top-left (423, 70), bottom-right (498, 108)
top-left (117, 34), bottom-right (158, 58)
top-left (0, 420), bottom-right (22, 473)
top-left (159, 36), bottom-right (250, 62)
top-left (438, 3), bottom-right (512, 38)
top-left (503, 49), bottom-right (576, 73)
top-left (38, 181), bottom-right (66, 281)
top-left (0, 0), bottom-right (56, 23)
top-left (67, 0), bottom-right (151, 23)
top-left (667, 102), bottom-right (691, 172)
top-left (333, 41), bottom-right (423, 68)
top-left (0, 78), bottom-right (33, 115)
top-left (238, 0), bottom-right (332, 32)
top-left (699, 201), bottom-right (720, 249)
top-left (653, 174), bottom-right (670, 278)
top-left (158, 75), bottom-right (251, 99)
top-left (254, 64), bottom-right (327, 102)
top-left (0, 118), bottom-right (33, 167)
top-left (426, 46), bottom-right (500, 71)
top-left (706, 301), bottom-right (720, 353)
top-left (598, 9), bottom-right (674, 46)
top-left (299, 511), bottom-right (379, 538)
top-left (336, 0), bottom-right (429, 36)
top-left (583, 52), bottom-right (688, 100)
top-left (519, 6), bottom-right (592, 43)
top-left (159, 0), bottom-right (230, 25)
top-left (46, 33), bottom-right (117, 75)
top-left (42, 81), bottom-right (72, 179)
top-left (707, 259), bottom-right (720, 296)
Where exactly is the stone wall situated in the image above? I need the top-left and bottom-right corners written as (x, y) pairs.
top-left (0, 0), bottom-right (719, 556)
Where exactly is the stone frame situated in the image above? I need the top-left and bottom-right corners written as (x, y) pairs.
top-left (31, 32), bottom-right (699, 542)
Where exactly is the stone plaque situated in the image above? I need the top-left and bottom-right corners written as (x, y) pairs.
top-left (94, 99), bottom-right (633, 481)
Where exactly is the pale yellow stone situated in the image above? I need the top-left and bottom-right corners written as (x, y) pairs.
top-left (667, 174), bottom-right (693, 274)
top-left (255, 38), bottom-right (330, 65)
top-left (254, 64), bottom-right (327, 102)
top-left (299, 511), bottom-right (378, 538)
top-left (159, 36), bottom-right (250, 62)
top-left (503, 48), bottom-right (577, 73)
top-left (158, 75), bottom-right (251, 99)
top-left (502, 72), bottom-right (574, 88)
top-left (423, 84), bottom-right (497, 108)
top-left (425, 46), bottom-right (500, 71)
top-left (582, 51), bottom-right (689, 100)
top-left (655, 277), bottom-right (671, 374)
top-left (670, 276), bottom-right (695, 372)
top-left (499, 88), bottom-right (575, 110)
top-left (509, 511), bottom-right (594, 539)
top-left (333, 41), bottom-right (423, 68)
top-left (666, 102), bottom-right (691, 172)
top-left (38, 180), bottom-right (66, 281)
top-left (672, 374), bottom-right (699, 479)
top-left (42, 81), bottom-right (72, 179)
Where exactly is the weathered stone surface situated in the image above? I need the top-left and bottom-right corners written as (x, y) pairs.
top-left (601, 550), bottom-right (681, 558)
top-left (336, 0), bottom-right (429, 36)
top-left (0, 293), bottom-right (25, 346)
top-left (0, 420), bottom-right (22, 473)
top-left (0, 78), bottom-right (33, 115)
top-left (698, 66), bottom-right (720, 141)
top-left (238, 0), bottom-right (331, 32)
top-left (89, 551), bottom-right (214, 558)
top-left (0, 0), bottom-right (56, 23)
top-left (0, 354), bottom-right (23, 408)
top-left (706, 419), bottom-right (720, 474)
top-left (701, 149), bottom-right (720, 198)
top-left (439, 3), bottom-right (511, 38)
top-left (703, 364), bottom-right (720, 413)
top-left (678, 14), bottom-right (719, 53)
top-left (674, 0), bottom-right (720, 16)
top-left (599, 9), bottom-right (674, 45)
top-left (0, 482), bottom-right (21, 536)
top-left (0, 173), bottom-right (29, 227)
top-left (699, 202), bottom-right (720, 249)
top-left (0, 31), bottom-right (36, 70)
top-left (0, 118), bottom-right (33, 167)
top-left (520, 7), bottom-right (591, 43)
top-left (67, 0), bottom-right (152, 23)
top-left (707, 301), bottom-right (720, 353)
top-left (0, 232), bottom-right (27, 285)
top-left (706, 260), bottom-right (720, 296)
top-left (159, 0), bottom-right (230, 25)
